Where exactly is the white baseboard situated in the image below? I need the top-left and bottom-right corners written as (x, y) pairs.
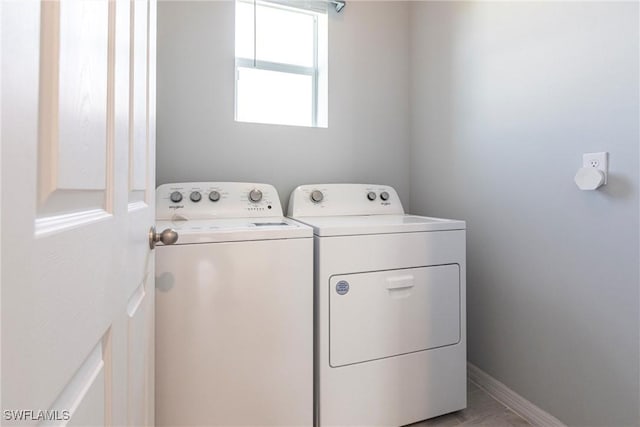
top-left (467, 362), bottom-right (566, 427)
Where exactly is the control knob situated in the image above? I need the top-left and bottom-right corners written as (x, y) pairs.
top-left (190, 191), bottom-right (202, 202)
top-left (310, 190), bottom-right (324, 203)
top-left (380, 191), bottom-right (390, 201)
top-left (367, 191), bottom-right (377, 201)
top-left (249, 189), bottom-right (263, 203)
top-left (209, 191), bottom-right (221, 202)
top-left (170, 191), bottom-right (183, 203)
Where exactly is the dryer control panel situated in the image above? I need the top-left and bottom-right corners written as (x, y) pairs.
top-left (156, 182), bottom-right (284, 220)
top-left (288, 184), bottom-right (405, 217)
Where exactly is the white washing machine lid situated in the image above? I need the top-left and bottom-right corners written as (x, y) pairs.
top-left (291, 214), bottom-right (465, 237)
top-left (155, 217), bottom-right (312, 245)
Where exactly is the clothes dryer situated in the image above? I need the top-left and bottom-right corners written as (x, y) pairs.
top-left (288, 184), bottom-right (466, 427)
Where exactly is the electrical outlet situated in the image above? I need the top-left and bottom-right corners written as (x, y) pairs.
top-left (582, 152), bottom-right (608, 184)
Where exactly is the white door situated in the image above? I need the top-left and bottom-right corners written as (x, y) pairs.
top-left (1, 0), bottom-right (157, 425)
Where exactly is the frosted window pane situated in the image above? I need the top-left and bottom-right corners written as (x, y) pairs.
top-left (256, 5), bottom-right (314, 67)
top-left (237, 67), bottom-right (312, 127)
top-left (235, 1), bottom-right (254, 60)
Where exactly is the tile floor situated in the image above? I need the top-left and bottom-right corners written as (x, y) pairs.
top-left (409, 381), bottom-right (531, 426)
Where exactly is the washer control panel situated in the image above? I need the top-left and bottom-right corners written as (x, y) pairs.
top-left (157, 182), bottom-right (283, 220)
top-left (288, 184), bottom-right (404, 217)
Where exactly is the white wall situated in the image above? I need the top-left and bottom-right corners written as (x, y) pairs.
top-left (157, 1), bottom-right (411, 210)
top-left (409, 2), bottom-right (639, 426)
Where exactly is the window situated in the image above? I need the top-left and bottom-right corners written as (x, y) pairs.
top-left (235, 0), bottom-right (328, 128)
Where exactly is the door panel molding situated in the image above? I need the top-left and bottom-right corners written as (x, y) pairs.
top-left (46, 336), bottom-right (107, 426)
top-left (129, 0), bottom-right (150, 203)
top-left (37, 0), bottom-right (113, 220)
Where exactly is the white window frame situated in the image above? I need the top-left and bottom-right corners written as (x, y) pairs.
top-left (235, 0), bottom-right (320, 127)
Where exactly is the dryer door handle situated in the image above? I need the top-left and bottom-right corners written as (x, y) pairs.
top-left (385, 275), bottom-right (414, 290)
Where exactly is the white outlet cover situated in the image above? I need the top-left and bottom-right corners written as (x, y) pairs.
top-left (582, 152), bottom-right (608, 184)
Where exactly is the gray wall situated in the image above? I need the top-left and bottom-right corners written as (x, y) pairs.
top-left (409, 2), bottom-right (639, 426)
top-left (158, 1), bottom-right (640, 424)
top-left (157, 1), bottom-right (411, 210)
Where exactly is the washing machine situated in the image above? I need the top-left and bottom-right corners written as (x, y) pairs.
top-left (155, 182), bottom-right (313, 427)
top-left (288, 184), bottom-right (467, 427)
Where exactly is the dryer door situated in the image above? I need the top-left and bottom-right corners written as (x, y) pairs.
top-left (329, 264), bottom-right (460, 367)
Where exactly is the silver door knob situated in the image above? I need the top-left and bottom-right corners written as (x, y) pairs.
top-left (149, 226), bottom-right (179, 249)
